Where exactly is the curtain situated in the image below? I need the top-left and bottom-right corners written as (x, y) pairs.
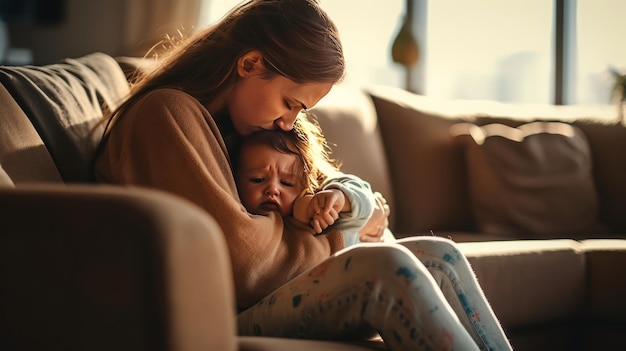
top-left (122, 0), bottom-right (202, 56)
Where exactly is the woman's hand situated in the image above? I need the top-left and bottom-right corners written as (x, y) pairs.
top-left (358, 192), bottom-right (390, 242)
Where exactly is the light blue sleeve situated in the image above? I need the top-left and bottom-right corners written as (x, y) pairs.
top-left (321, 172), bottom-right (376, 247)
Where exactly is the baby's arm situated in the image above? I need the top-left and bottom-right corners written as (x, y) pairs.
top-left (293, 194), bottom-right (314, 225)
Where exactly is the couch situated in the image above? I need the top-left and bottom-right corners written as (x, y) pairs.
top-left (1, 52), bottom-right (624, 351)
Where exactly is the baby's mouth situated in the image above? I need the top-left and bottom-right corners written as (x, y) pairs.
top-left (259, 200), bottom-right (280, 213)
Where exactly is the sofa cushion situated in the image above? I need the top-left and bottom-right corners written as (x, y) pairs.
top-left (0, 84), bottom-right (62, 184)
top-left (0, 52), bottom-right (129, 183)
top-left (460, 239), bottom-right (586, 329)
top-left (581, 239), bottom-right (626, 322)
top-left (453, 121), bottom-right (605, 238)
top-left (312, 86), bottom-right (395, 227)
top-left (365, 86), bottom-right (473, 235)
top-left (0, 165), bottom-right (14, 187)
top-left (0, 185), bottom-right (237, 351)
top-left (573, 123), bottom-right (626, 234)
top-left (238, 336), bottom-right (386, 350)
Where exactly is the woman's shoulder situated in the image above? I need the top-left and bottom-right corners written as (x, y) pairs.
top-left (129, 87), bottom-right (209, 119)
top-left (138, 87), bottom-right (201, 106)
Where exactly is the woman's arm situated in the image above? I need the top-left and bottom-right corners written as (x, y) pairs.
top-left (94, 89), bottom-right (345, 309)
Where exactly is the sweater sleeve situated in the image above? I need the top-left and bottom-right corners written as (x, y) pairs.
top-left (94, 89), bottom-right (345, 309)
top-left (321, 172), bottom-right (376, 246)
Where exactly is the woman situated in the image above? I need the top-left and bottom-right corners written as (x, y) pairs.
top-left (94, 0), bottom-right (512, 350)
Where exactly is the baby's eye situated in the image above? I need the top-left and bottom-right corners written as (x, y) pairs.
top-left (281, 180), bottom-right (294, 187)
top-left (249, 177), bottom-right (264, 184)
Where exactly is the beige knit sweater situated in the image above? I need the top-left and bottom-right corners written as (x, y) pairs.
top-left (94, 88), bottom-right (345, 309)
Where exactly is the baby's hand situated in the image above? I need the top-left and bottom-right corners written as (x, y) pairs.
top-left (307, 189), bottom-right (346, 234)
top-left (293, 194), bottom-right (314, 225)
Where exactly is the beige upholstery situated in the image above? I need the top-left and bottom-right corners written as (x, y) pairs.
top-left (0, 164), bottom-right (14, 187)
top-left (454, 122), bottom-right (603, 237)
top-left (2, 53), bottom-right (625, 351)
top-left (238, 336), bottom-right (386, 351)
top-left (312, 85), bottom-right (395, 226)
top-left (460, 240), bottom-right (586, 328)
top-left (0, 185), bottom-right (237, 351)
top-left (0, 85), bottom-right (62, 183)
top-left (460, 239), bottom-right (587, 349)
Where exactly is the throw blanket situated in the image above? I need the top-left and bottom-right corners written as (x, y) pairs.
top-left (0, 52), bottom-right (130, 182)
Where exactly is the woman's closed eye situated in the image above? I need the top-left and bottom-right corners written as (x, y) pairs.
top-left (284, 100), bottom-right (306, 112)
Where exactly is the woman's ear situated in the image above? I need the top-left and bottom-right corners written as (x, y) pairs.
top-left (237, 50), bottom-right (264, 77)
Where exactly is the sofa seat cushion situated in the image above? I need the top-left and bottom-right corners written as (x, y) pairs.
top-left (459, 239), bottom-right (586, 329)
top-left (453, 121), bottom-right (605, 238)
top-left (0, 52), bottom-right (129, 182)
top-left (0, 165), bottom-right (13, 187)
top-left (0, 85), bottom-right (62, 184)
top-left (238, 336), bottom-right (386, 351)
top-left (581, 239), bottom-right (626, 322)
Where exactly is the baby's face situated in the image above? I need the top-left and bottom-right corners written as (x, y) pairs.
top-left (236, 143), bottom-right (304, 217)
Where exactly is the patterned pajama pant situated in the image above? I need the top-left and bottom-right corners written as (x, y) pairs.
top-left (237, 236), bottom-right (513, 351)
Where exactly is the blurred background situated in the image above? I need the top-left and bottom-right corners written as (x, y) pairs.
top-left (2, 0), bottom-right (625, 107)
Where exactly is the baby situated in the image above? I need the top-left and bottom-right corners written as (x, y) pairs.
top-left (234, 128), bottom-right (381, 243)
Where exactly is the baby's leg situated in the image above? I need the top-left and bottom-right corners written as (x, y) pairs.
top-left (396, 236), bottom-right (513, 351)
top-left (238, 244), bottom-right (479, 351)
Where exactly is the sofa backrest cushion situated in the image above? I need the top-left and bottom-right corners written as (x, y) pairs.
top-left (572, 122), bottom-right (626, 234)
top-left (0, 52), bottom-right (130, 183)
top-left (365, 86), bottom-right (474, 235)
top-left (311, 86), bottom-right (396, 228)
top-left (366, 85), bottom-right (626, 237)
top-left (453, 121), bottom-right (606, 238)
top-left (472, 116), bottom-right (626, 236)
top-left (0, 84), bottom-right (62, 184)
top-left (0, 165), bottom-right (15, 187)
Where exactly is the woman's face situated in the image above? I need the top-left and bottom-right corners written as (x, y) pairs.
top-left (227, 52), bottom-right (333, 136)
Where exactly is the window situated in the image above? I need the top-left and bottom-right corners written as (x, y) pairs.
top-left (199, 0), bottom-right (404, 89)
top-left (199, 0), bottom-right (626, 106)
top-left (416, 0), bottom-right (626, 106)
top-left (423, 0), bottom-right (553, 103)
top-left (574, 0), bottom-right (626, 105)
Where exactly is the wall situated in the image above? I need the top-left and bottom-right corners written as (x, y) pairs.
top-left (7, 0), bottom-right (127, 65)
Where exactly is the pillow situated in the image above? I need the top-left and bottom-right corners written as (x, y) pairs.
top-left (0, 164), bottom-right (15, 187)
top-left (365, 86), bottom-right (473, 234)
top-left (452, 121), bottom-right (605, 237)
top-left (0, 52), bottom-right (130, 182)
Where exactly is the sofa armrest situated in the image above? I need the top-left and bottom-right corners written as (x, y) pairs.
top-left (0, 184), bottom-right (237, 351)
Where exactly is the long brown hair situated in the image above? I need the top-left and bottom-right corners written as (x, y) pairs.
top-left (105, 0), bottom-right (345, 126)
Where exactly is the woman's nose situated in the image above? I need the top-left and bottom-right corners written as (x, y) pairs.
top-left (274, 111), bottom-right (298, 131)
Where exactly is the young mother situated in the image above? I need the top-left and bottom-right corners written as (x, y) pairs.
top-left (94, 0), bottom-right (512, 350)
